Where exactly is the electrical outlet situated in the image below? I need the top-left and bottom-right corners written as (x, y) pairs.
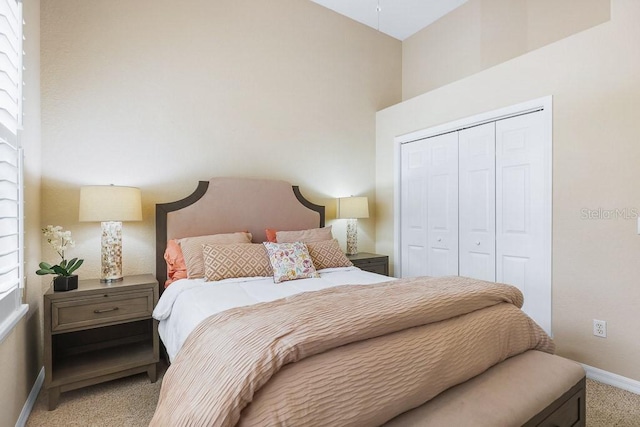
top-left (593, 319), bottom-right (607, 338)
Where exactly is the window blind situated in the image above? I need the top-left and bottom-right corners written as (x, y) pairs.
top-left (0, 0), bottom-right (23, 338)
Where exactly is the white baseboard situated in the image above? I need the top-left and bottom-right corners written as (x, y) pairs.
top-left (582, 363), bottom-right (640, 395)
top-left (15, 367), bottom-right (44, 427)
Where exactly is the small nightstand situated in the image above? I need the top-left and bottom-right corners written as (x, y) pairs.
top-left (43, 274), bottom-right (159, 410)
top-left (347, 252), bottom-right (389, 276)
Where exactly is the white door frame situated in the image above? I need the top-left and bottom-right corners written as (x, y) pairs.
top-left (394, 96), bottom-right (553, 331)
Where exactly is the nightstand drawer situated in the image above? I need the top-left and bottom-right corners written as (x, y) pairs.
top-left (355, 257), bottom-right (385, 266)
top-left (359, 262), bottom-right (388, 276)
top-left (347, 253), bottom-right (390, 276)
top-left (51, 290), bottom-right (154, 332)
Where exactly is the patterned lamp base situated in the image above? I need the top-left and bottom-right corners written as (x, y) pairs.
top-left (346, 218), bottom-right (359, 255)
top-left (101, 221), bottom-right (123, 282)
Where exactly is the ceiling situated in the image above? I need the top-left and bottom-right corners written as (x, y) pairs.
top-left (310, 0), bottom-right (468, 41)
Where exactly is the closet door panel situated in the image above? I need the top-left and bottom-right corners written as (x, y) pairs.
top-left (459, 123), bottom-right (496, 282)
top-left (400, 140), bottom-right (429, 278)
top-left (426, 133), bottom-right (459, 277)
top-left (496, 110), bottom-right (551, 334)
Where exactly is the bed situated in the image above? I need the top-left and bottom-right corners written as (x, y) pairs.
top-left (151, 177), bottom-right (586, 426)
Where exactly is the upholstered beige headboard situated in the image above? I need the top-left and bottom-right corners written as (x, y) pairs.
top-left (156, 177), bottom-right (325, 288)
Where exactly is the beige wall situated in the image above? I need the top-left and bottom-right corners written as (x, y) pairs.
top-left (402, 0), bottom-right (610, 100)
top-left (41, 0), bottom-right (401, 279)
top-left (0, 314), bottom-right (41, 425)
top-left (377, 0), bottom-right (640, 380)
top-left (0, 0), bottom-right (43, 425)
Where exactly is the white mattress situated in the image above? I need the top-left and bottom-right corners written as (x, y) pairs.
top-left (153, 267), bottom-right (394, 361)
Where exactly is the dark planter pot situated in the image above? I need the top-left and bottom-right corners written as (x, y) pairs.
top-left (54, 275), bottom-right (78, 292)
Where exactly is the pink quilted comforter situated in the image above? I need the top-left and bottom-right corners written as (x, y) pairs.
top-left (150, 276), bottom-right (554, 426)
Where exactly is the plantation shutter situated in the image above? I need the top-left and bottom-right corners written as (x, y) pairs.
top-left (0, 0), bottom-right (21, 133)
top-left (0, 0), bottom-right (24, 340)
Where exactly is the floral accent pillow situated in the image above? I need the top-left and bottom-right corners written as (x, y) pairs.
top-left (263, 242), bottom-right (320, 284)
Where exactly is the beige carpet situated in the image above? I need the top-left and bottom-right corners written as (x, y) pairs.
top-left (26, 368), bottom-right (640, 426)
top-left (586, 379), bottom-right (640, 426)
top-left (26, 365), bottom-right (166, 427)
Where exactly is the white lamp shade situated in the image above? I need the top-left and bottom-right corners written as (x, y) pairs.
top-left (337, 196), bottom-right (369, 219)
top-left (79, 185), bottom-right (143, 222)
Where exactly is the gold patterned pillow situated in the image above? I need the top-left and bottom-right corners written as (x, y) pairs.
top-left (178, 232), bottom-right (252, 279)
top-left (202, 243), bottom-right (272, 282)
top-left (305, 239), bottom-right (353, 270)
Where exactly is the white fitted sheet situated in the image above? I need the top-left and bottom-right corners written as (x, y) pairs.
top-left (153, 267), bottom-right (394, 361)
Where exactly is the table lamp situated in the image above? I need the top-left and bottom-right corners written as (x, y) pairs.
top-left (79, 185), bottom-right (142, 282)
top-left (337, 196), bottom-right (369, 255)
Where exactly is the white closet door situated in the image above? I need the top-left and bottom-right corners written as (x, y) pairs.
top-left (459, 122), bottom-right (496, 282)
top-left (400, 132), bottom-right (458, 278)
top-left (425, 132), bottom-right (459, 277)
top-left (496, 111), bottom-right (551, 334)
top-left (400, 139), bottom-right (429, 278)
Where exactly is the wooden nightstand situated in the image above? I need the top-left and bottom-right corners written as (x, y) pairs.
top-left (43, 274), bottom-right (159, 410)
top-left (347, 252), bottom-right (389, 276)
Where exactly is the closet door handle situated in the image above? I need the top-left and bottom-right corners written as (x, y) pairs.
top-left (437, 238), bottom-right (442, 242)
top-left (475, 241), bottom-right (481, 246)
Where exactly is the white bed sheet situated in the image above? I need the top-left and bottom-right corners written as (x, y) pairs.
top-left (153, 267), bottom-right (394, 361)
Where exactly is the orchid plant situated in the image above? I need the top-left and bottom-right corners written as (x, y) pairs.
top-left (36, 225), bottom-right (84, 277)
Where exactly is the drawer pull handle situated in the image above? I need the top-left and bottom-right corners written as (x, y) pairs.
top-left (94, 307), bottom-right (119, 314)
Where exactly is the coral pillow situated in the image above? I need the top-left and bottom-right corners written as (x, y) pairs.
top-left (164, 239), bottom-right (187, 287)
top-left (275, 226), bottom-right (333, 243)
top-left (265, 228), bottom-right (278, 243)
top-left (263, 242), bottom-right (320, 284)
top-left (306, 239), bottom-right (353, 270)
